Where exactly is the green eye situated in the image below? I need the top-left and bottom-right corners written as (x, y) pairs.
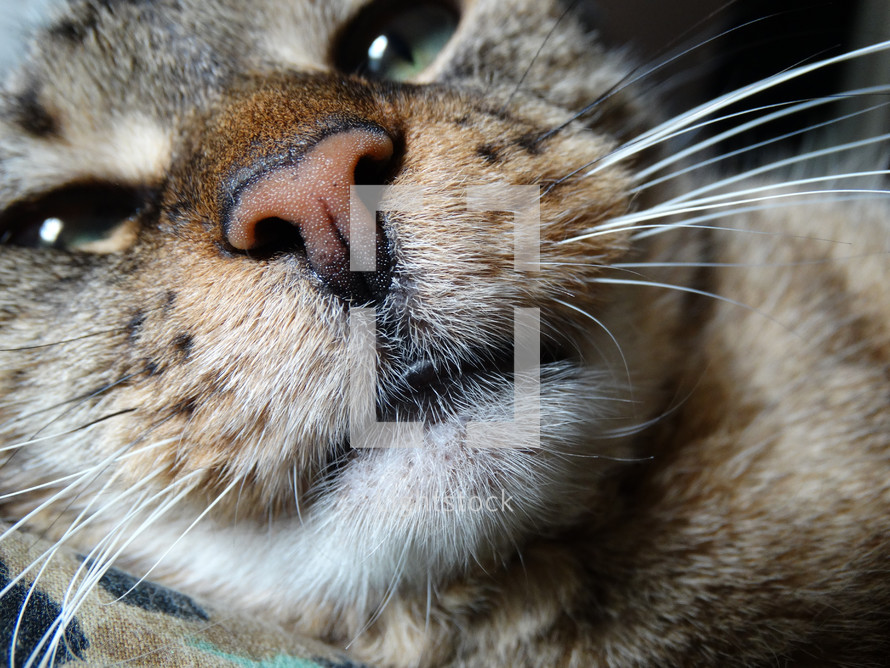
top-left (0, 185), bottom-right (144, 253)
top-left (336, 2), bottom-right (460, 82)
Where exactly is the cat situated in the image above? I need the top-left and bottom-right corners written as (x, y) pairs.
top-left (0, 0), bottom-right (889, 665)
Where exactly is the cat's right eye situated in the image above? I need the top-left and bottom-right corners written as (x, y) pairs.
top-left (0, 185), bottom-right (145, 253)
top-left (334, 1), bottom-right (459, 81)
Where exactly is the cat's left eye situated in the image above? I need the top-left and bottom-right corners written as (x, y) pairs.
top-left (335, 2), bottom-right (460, 81)
top-left (0, 185), bottom-right (145, 253)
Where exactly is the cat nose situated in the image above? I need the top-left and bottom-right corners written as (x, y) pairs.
top-left (225, 127), bottom-right (395, 303)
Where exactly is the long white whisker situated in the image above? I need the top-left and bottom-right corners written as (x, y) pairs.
top-left (645, 140), bottom-right (890, 209)
top-left (615, 250), bottom-right (890, 270)
top-left (537, 7), bottom-right (783, 145)
top-left (0, 468), bottom-right (158, 601)
top-left (111, 476), bottom-right (240, 599)
top-left (552, 298), bottom-right (633, 395)
top-left (593, 184), bottom-right (890, 238)
top-left (0, 420), bottom-right (112, 454)
top-left (23, 501), bottom-right (174, 667)
top-left (592, 277), bottom-right (795, 333)
top-left (0, 459), bottom-right (128, 555)
top-left (348, 528), bottom-right (413, 649)
top-left (586, 40), bottom-right (890, 177)
top-left (37, 474), bottom-right (204, 668)
top-left (630, 99), bottom-right (890, 194)
top-left (60, 469), bottom-right (204, 609)
top-left (10, 552), bottom-right (57, 668)
top-left (0, 439), bottom-right (177, 598)
top-left (563, 198), bottom-right (868, 245)
top-left (0, 471), bottom-right (100, 503)
top-left (6, 469), bottom-right (166, 668)
top-left (632, 94), bottom-right (890, 193)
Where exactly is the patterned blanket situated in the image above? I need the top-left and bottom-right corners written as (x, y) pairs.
top-left (0, 525), bottom-right (368, 667)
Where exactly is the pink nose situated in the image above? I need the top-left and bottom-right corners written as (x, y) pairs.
top-left (226, 128), bottom-right (395, 300)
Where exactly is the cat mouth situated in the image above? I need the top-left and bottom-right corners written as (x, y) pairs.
top-left (376, 342), bottom-right (570, 424)
top-left (313, 339), bottom-right (573, 488)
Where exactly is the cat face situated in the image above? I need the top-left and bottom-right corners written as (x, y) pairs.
top-left (0, 0), bottom-right (677, 617)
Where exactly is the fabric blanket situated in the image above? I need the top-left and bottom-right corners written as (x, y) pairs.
top-left (0, 525), bottom-right (368, 667)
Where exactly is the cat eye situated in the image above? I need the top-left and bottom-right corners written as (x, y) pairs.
top-left (0, 185), bottom-right (145, 253)
top-left (335, 1), bottom-right (459, 81)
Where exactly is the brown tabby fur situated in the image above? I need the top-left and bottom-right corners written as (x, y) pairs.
top-left (0, 0), bottom-right (888, 665)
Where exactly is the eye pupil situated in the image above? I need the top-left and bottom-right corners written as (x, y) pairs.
top-left (367, 33), bottom-right (416, 75)
top-left (336, 2), bottom-right (459, 82)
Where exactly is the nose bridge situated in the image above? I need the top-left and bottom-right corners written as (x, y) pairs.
top-left (208, 76), bottom-right (391, 157)
top-left (188, 76), bottom-right (396, 206)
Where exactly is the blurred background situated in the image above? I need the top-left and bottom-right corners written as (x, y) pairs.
top-left (595, 0), bottom-right (890, 160)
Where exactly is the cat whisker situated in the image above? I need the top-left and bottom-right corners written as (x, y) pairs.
top-left (614, 250), bottom-right (890, 270)
top-left (567, 218), bottom-right (849, 246)
top-left (424, 574), bottom-right (432, 635)
top-left (547, 94), bottom-right (890, 202)
top-left (592, 276), bottom-right (795, 334)
top-left (0, 408), bottom-right (138, 501)
top-left (39, 476), bottom-right (202, 667)
top-left (0, 326), bottom-right (125, 353)
top-left (584, 40), bottom-right (890, 179)
top-left (0, 437), bottom-right (178, 578)
top-left (65, 478), bottom-right (194, 604)
top-left (631, 93), bottom-right (890, 193)
top-left (630, 193), bottom-right (890, 241)
top-left (542, 97), bottom-right (823, 197)
top-left (0, 407), bottom-right (147, 457)
top-left (597, 364), bottom-right (713, 442)
top-left (55, 474), bottom-right (199, 605)
top-left (581, 183), bottom-right (890, 241)
top-left (499, 0), bottom-right (580, 112)
top-left (0, 471), bottom-right (100, 502)
top-left (27, 370), bottom-right (149, 440)
top-left (348, 532), bottom-right (413, 649)
top-left (0, 306), bottom-right (164, 353)
top-left (538, 261), bottom-right (613, 269)
top-left (0, 454), bottom-right (135, 560)
top-left (552, 297), bottom-right (632, 394)
top-left (33, 433), bottom-right (207, 576)
top-left (0, 420), bottom-right (111, 455)
top-left (0, 369), bottom-right (146, 435)
top-left (2, 471), bottom-right (161, 666)
top-left (637, 142), bottom-right (890, 210)
top-left (632, 186), bottom-right (890, 237)
top-left (12, 548), bottom-right (59, 668)
top-left (558, 451), bottom-right (655, 462)
top-left (534, 0), bottom-right (747, 146)
top-left (290, 465), bottom-right (304, 524)
top-left (121, 476), bottom-right (241, 597)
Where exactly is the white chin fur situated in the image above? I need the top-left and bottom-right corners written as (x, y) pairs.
top-left (125, 369), bottom-right (627, 617)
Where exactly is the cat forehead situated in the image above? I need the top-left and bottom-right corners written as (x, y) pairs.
top-left (0, 0), bottom-right (599, 201)
top-left (3, 0), bottom-right (578, 110)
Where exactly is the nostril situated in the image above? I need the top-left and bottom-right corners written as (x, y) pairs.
top-left (354, 152), bottom-right (397, 187)
top-left (223, 126), bottom-right (398, 303)
top-left (249, 217), bottom-right (306, 256)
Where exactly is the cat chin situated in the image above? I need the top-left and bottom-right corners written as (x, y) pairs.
top-left (118, 368), bottom-right (626, 616)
